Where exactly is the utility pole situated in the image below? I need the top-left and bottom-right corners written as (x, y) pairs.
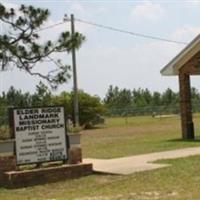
top-left (71, 14), bottom-right (79, 127)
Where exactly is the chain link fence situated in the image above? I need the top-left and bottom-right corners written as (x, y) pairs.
top-left (0, 103), bottom-right (200, 139)
top-left (105, 103), bottom-right (200, 117)
top-left (105, 105), bottom-right (180, 117)
top-left (1, 103), bottom-right (200, 124)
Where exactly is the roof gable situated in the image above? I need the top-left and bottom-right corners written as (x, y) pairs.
top-left (160, 34), bottom-right (200, 76)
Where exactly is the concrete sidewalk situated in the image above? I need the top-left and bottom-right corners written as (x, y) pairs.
top-left (83, 146), bottom-right (200, 175)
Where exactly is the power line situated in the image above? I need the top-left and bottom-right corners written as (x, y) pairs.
top-left (75, 18), bottom-right (188, 45)
top-left (35, 17), bottom-right (188, 45)
top-left (35, 21), bottom-right (67, 32)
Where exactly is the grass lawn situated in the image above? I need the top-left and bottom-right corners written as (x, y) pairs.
top-left (82, 115), bottom-right (200, 159)
top-left (1, 155), bottom-right (200, 200)
top-left (1, 115), bottom-right (200, 199)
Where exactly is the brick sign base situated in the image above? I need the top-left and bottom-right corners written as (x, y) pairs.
top-left (0, 156), bottom-right (16, 172)
top-left (1, 163), bottom-right (93, 188)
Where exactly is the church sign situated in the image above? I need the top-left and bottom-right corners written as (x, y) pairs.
top-left (12, 106), bottom-right (68, 165)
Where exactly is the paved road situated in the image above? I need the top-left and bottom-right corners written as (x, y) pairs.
top-left (83, 146), bottom-right (200, 175)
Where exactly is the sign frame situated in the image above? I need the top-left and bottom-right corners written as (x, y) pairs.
top-left (11, 105), bottom-right (70, 166)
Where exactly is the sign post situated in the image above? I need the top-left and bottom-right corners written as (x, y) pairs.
top-left (12, 106), bottom-right (68, 165)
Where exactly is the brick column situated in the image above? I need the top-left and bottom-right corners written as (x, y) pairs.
top-left (179, 73), bottom-right (194, 139)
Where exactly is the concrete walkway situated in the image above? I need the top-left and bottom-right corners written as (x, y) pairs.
top-left (83, 146), bottom-right (200, 175)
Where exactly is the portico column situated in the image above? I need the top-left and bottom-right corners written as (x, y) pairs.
top-left (179, 72), bottom-right (194, 139)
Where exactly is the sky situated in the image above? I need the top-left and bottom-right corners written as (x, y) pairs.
top-left (1, 0), bottom-right (200, 98)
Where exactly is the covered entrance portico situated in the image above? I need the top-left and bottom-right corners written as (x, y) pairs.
top-left (161, 34), bottom-right (200, 140)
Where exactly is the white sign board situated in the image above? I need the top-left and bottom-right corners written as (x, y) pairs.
top-left (13, 106), bottom-right (68, 165)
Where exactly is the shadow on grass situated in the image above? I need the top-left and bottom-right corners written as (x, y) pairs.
top-left (85, 125), bottom-right (106, 130)
top-left (93, 171), bottom-right (120, 176)
top-left (167, 137), bottom-right (200, 143)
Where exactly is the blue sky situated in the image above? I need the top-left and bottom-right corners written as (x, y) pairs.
top-left (1, 0), bottom-right (200, 98)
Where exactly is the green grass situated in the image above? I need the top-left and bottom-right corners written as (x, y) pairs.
top-left (82, 115), bottom-right (200, 159)
top-left (1, 155), bottom-right (200, 199)
top-left (1, 115), bottom-right (200, 199)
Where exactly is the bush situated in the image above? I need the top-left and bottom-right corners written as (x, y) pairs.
top-left (0, 125), bottom-right (11, 140)
top-left (52, 90), bottom-right (106, 128)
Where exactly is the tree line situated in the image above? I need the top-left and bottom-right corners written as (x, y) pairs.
top-left (0, 82), bottom-right (105, 128)
top-left (103, 85), bottom-right (200, 116)
top-left (1, 84), bottom-right (200, 128)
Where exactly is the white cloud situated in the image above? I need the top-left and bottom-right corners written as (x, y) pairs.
top-left (72, 38), bottom-right (183, 97)
top-left (3, 2), bottom-right (200, 98)
top-left (171, 26), bottom-right (200, 42)
top-left (93, 7), bottom-right (108, 15)
top-left (0, 2), bottom-right (29, 35)
top-left (74, 25), bottom-right (200, 97)
top-left (184, 0), bottom-right (200, 6)
top-left (130, 1), bottom-right (165, 22)
top-left (0, 38), bottom-right (182, 97)
top-left (69, 2), bottom-right (108, 18)
top-left (69, 2), bottom-right (86, 16)
top-left (1, 1), bottom-right (19, 9)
